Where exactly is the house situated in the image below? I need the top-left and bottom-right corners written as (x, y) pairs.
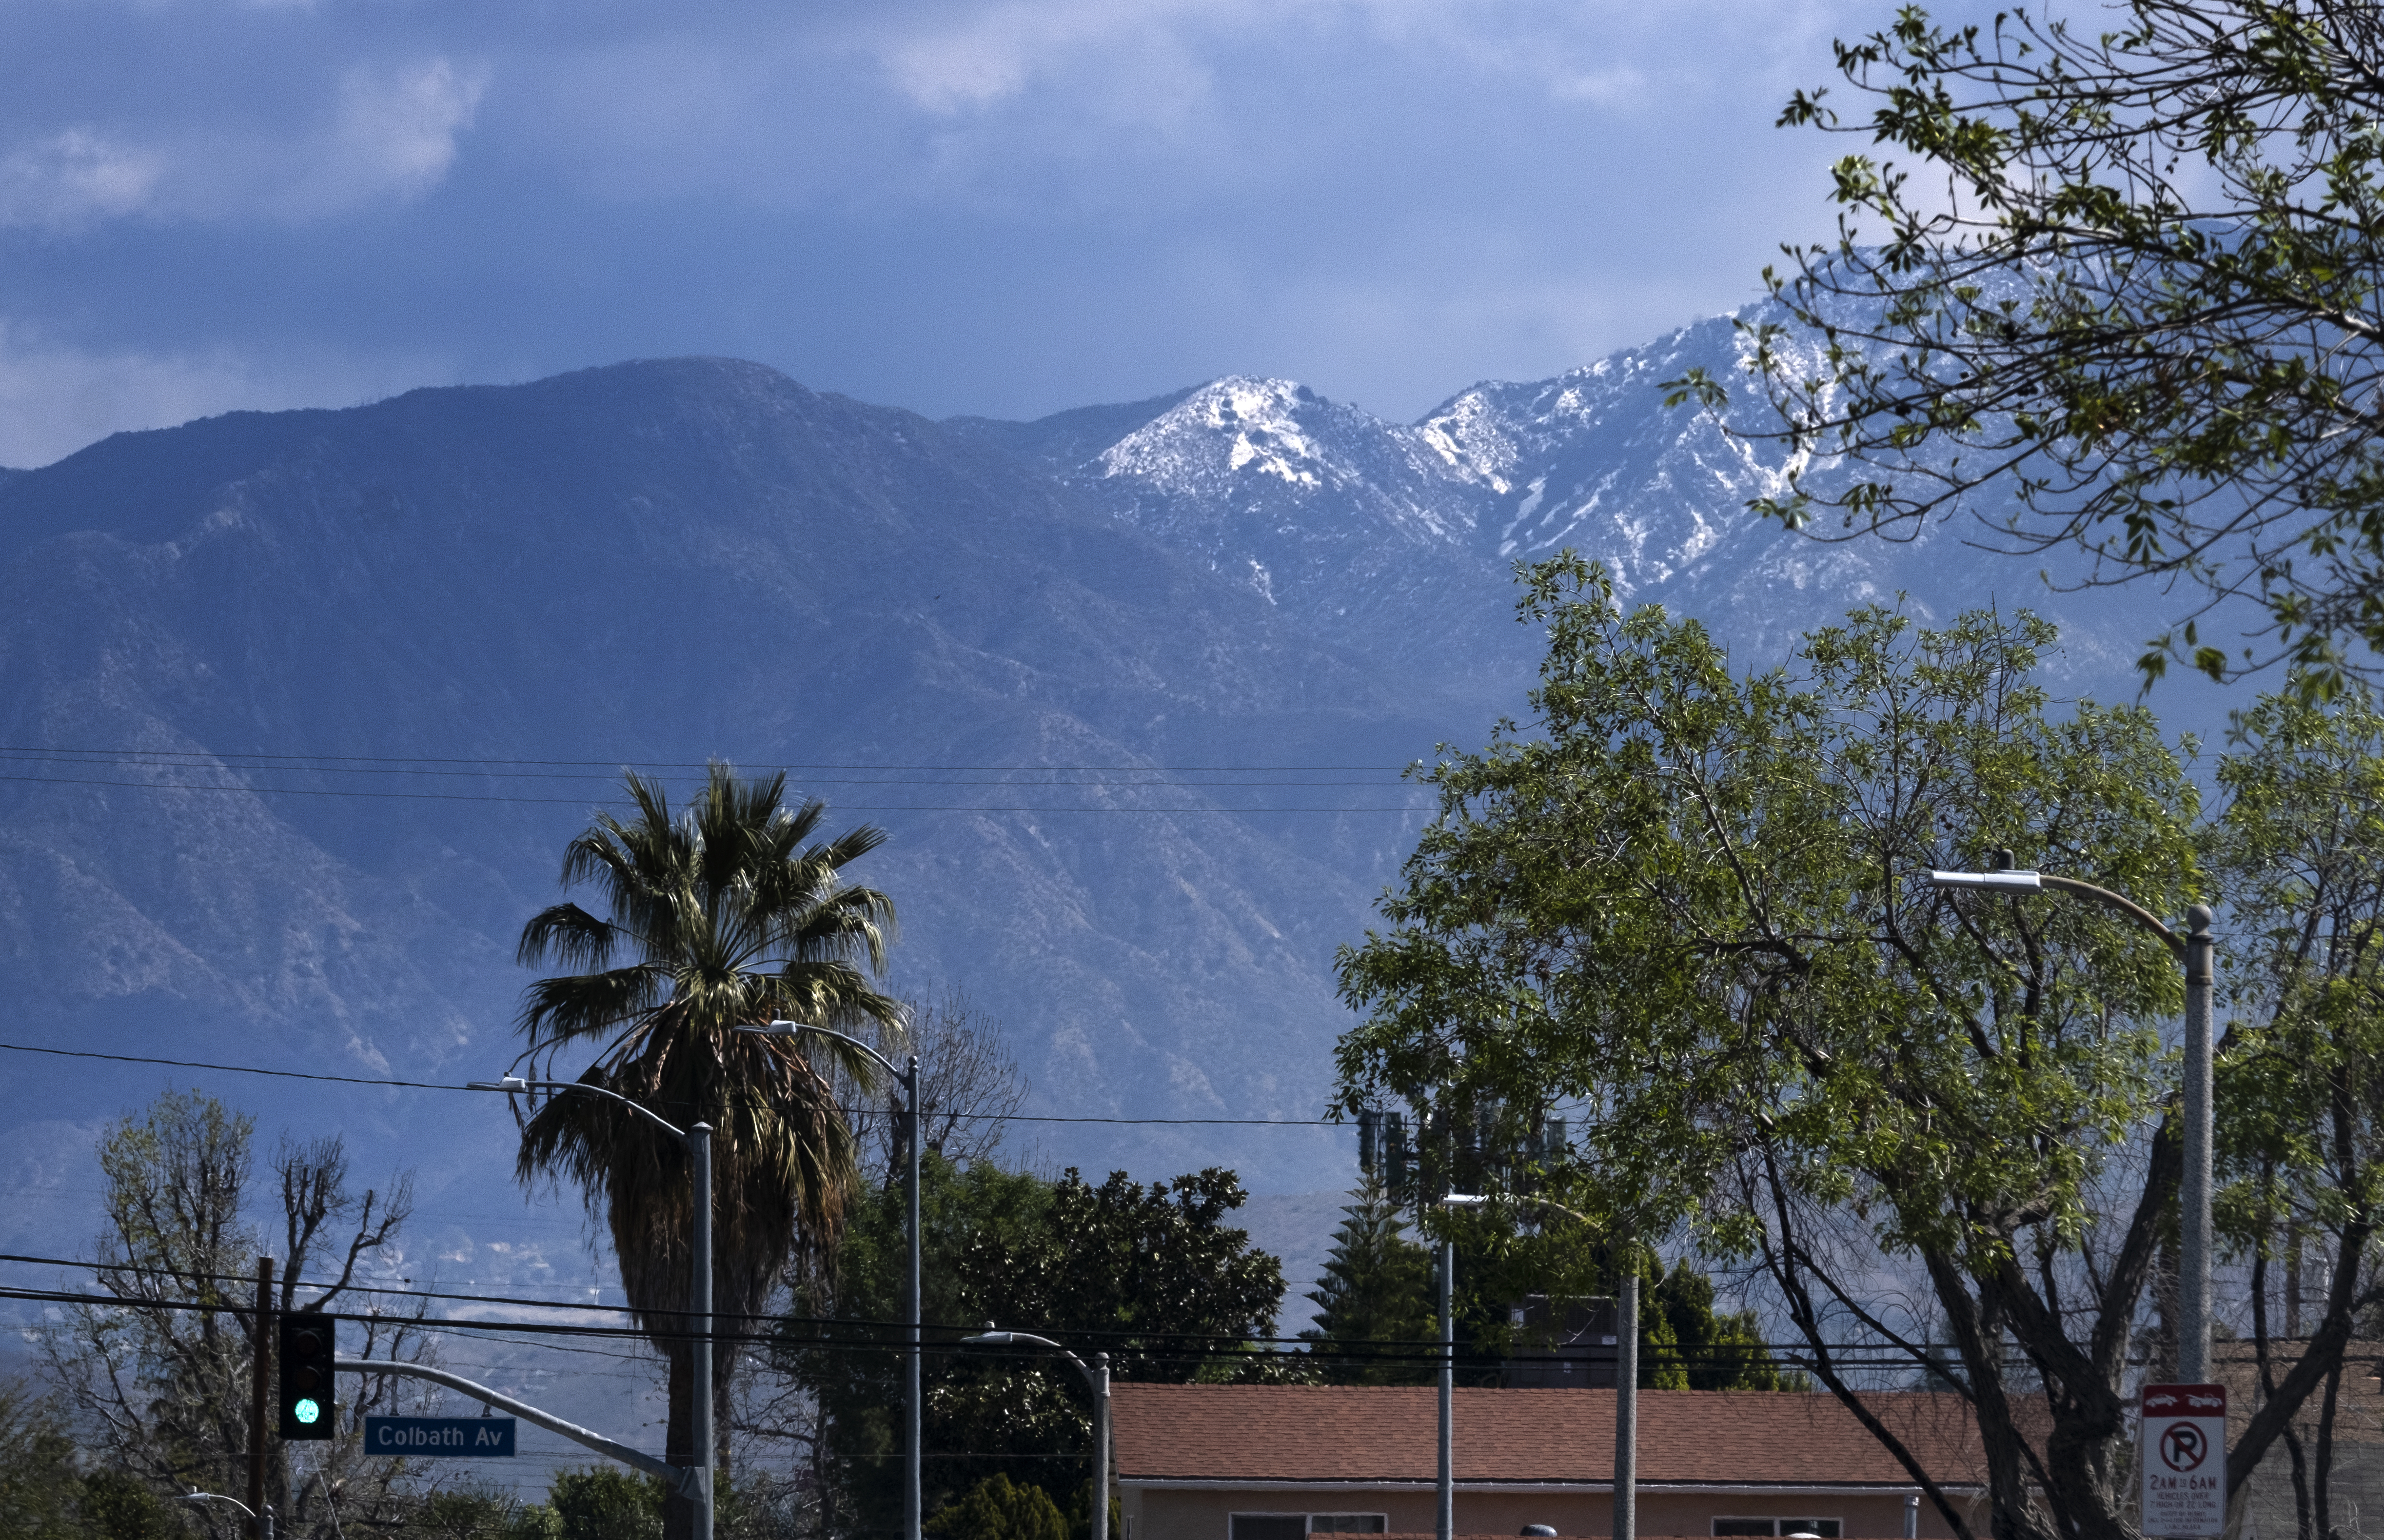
top-left (1112, 1386), bottom-right (1991, 1540)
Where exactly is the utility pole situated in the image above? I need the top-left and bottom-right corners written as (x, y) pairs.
top-left (249, 1256), bottom-right (273, 1540)
top-left (904, 1053), bottom-right (922, 1540)
top-left (691, 1122), bottom-right (714, 1540)
top-left (1438, 1237), bottom-right (1455, 1540)
top-left (1613, 1243), bottom-right (1636, 1540)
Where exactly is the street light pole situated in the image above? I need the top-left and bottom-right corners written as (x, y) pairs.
top-left (963, 1332), bottom-right (1109, 1540)
top-left (469, 1076), bottom-right (715, 1538)
top-left (1925, 861), bottom-right (2217, 1381)
top-left (1613, 1235), bottom-right (1637, 1540)
top-left (2180, 905), bottom-right (2216, 1385)
top-left (1436, 1194), bottom-right (1487, 1540)
top-left (1439, 1235), bottom-right (1454, 1540)
top-left (690, 1120), bottom-right (714, 1540)
top-left (743, 1021), bottom-right (923, 1540)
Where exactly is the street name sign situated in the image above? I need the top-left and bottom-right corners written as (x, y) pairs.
top-left (2141, 1383), bottom-right (2226, 1537)
top-left (363, 1415), bottom-right (517, 1458)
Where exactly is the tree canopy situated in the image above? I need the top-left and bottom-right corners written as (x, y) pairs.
top-left (1666, 2), bottom-right (2384, 689)
top-left (788, 1156), bottom-right (1292, 1536)
top-left (1331, 557), bottom-right (2380, 1540)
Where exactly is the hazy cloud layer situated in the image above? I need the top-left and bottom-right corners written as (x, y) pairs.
top-left (0, 0), bottom-right (1890, 464)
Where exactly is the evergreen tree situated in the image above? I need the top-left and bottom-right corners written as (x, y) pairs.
top-left (1298, 1177), bottom-right (1433, 1384)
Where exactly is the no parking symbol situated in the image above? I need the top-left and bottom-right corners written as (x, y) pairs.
top-left (2141, 1383), bottom-right (2226, 1537)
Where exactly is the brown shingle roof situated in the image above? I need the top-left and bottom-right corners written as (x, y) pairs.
top-left (1113, 1387), bottom-right (1986, 1489)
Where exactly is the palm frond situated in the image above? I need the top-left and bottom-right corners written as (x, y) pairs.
top-left (516, 964), bottom-right (669, 1047)
top-left (515, 902), bottom-right (619, 971)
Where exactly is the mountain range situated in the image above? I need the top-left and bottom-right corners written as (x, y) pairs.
top-left (0, 293), bottom-right (2244, 1371)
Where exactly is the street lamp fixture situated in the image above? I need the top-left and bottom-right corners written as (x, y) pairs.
top-left (962, 1330), bottom-right (1111, 1540)
top-left (183, 1489), bottom-right (268, 1540)
top-left (735, 1020), bottom-right (924, 1540)
top-left (1925, 858), bottom-right (2216, 1382)
top-left (469, 1076), bottom-right (716, 1540)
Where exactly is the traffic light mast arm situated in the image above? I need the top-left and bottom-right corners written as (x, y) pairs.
top-left (335, 1356), bottom-right (697, 1495)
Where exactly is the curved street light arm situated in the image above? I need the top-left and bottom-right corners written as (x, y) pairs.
top-left (962, 1329), bottom-right (1092, 1388)
top-left (183, 1491), bottom-right (258, 1520)
top-left (468, 1077), bottom-right (688, 1141)
top-left (2036, 875), bottom-right (2184, 954)
top-left (744, 1019), bottom-right (903, 1083)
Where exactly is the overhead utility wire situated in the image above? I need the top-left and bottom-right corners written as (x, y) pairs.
top-left (0, 770), bottom-right (1420, 813)
top-left (0, 751), bottom-right (1407, 789)
top-left (0, 1279), bottom-right (1898, 1369)
top-left (0, 745), bottom-right (1413, 772)
top-left (0, 1254), bottom-right (1974, 1364)
top-left (0, 1040), bottom-right (1341, 1125)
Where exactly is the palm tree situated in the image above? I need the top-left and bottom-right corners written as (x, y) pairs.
top-left (511, 765), bottom-right (900, 1540)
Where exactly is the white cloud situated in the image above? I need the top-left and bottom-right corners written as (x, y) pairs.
top-left (0, 56), bottom-right (485, 231)
top-left (873, 0), bottom-right (1224, 113)
top-left (0, 129), bottom-right (166, 230)
top-left (0, 324), bottom-right (456, 468)
top-left (311, 58), bottom-right (487, 210)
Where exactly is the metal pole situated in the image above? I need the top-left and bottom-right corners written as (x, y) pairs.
top-left (337, 1356), bottom-right (691, 1485)
top-left (1614, 1249), bottom-right (1637, 1540)
top-left (1438, 1238), bottom-right (1454, 1540)
top-left (1903, 1495), bottom-right (1919, 1540)
top-left (250, 1256), bottom-right (273, 1540)
top-left (905, 1054), bottom-right (923, 1540)
top-left (2181, 904), bottom-right (2215, 1385)
top-left (691, 1123), bottom-right (715, 1540)
top-left (1092, 1351), bottom-right (1111, 1540)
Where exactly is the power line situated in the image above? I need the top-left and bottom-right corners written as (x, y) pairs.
top-left (0, 750), bottom-right (1410, 789)
top-left (0, 746), bottom-right (1418, 772)
top-left (0, 1041), bottom-right (465, 1089)
top-left (0, 770), bottom-right (1420, 812)
top-left (0, 1040), bottom-right (1345, 1125)
top-left (0, 1260), bottom-right (1956, 1365)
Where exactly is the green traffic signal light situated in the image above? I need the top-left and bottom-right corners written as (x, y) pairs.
top-left (277, 1310), bottom-right (337, 1441)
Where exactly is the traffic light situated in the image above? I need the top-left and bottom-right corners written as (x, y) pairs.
top-left (278, 1310), bottom-right (336, 1440)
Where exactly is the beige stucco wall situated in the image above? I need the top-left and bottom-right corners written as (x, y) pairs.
top-left (1124, 1486), bottom-right (1986, 1540)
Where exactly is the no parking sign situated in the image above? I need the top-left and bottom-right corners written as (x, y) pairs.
top-left (2141, 1383), bottom-right (2226, 1537)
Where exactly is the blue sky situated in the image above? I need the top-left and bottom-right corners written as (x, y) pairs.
top-left (0, 0), bottom-right (1881, 466)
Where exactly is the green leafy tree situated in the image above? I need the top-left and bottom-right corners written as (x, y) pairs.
top-left (549, 1468), bottom-right (669, 1540)
top-left (2207, 681), bottom-right (2384, 1538)
top-left (924, 1474), bottom-right (1068, 1540)
top-left (511, 767), bottom-right (901, 1540)
top-left (1298, 1177), bottom-right (1434, 1384)
top-left (789, 1156), bottom-right (1293, 1535)
top-left (76, 1470), bottom-right (187, 1540)
top-left (0, 1377), bottom-right (95, 1540)
top-left (411, 1483), bottom-right (562, 1540)
top-left (1647, 1262), bottom-right (1802, 1393)
top-left (1336, 558), bottom-right (2215, 1540)
top-left (1666, 2), bottom-right (2384, 688)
